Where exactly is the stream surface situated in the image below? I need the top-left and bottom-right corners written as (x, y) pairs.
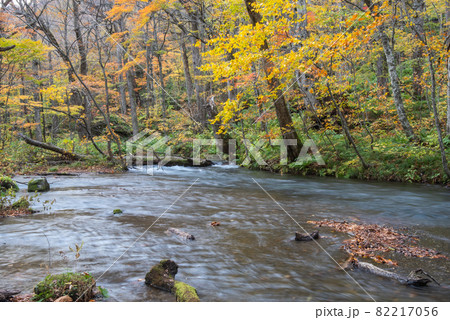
top-left (1, 165), bottom-right (449, 301)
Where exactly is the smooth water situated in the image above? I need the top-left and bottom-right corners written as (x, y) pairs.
top-left (1, 166), bottom-right (449, 301)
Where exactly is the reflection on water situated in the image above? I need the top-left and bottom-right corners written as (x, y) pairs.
top-left (1, 166), bottom-right (449, 301)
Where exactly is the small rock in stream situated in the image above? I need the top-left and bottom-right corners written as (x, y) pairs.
top-left (295, 230), bottom-right (320, 241)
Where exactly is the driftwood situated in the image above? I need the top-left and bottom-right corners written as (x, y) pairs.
top-left (295, 230), bottom-right (319, 241)
top-left (343, 256), bottom-right (438, 287)
top-left (18, 133), bottom-right (86, 161)
top-left (166, 228), bottom-right (195, 240)
top-left (145, 260), bottom-right (200, 302)
top-left (0, 290), bottom-right (21, 302)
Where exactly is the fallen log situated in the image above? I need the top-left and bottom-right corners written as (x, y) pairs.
top-left (295, 230), bottom-right (319, 241)
top-left (166, 228), bottom-right (195, 240)
top-left (0, 45), bottom-right (15, 52)
top-left (145, 259), bottom-right (200, 302)
top-left (0, 289), bottom-right (21, 302)
top-left (18, 133), bottom-right (86, 161)
top-left (343, 256), bottom-right (438, 287)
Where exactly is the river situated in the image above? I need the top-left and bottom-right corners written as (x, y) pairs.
top-left (1, 165), bottom-right (449, 301)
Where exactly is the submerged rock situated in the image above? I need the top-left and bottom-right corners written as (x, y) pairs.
top-left (295, 230), bottom-right (319, 241)
top-left (28, 178), bottom-right (50, 192)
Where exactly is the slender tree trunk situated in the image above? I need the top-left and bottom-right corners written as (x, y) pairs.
top-left (116, 45), bottom-right (128, 115)
top-left (145, 22), bottom-right (154, 119)
top-left (376, 52), bottom-right (390, 97)
top-left (327, 84), bottom-right (368, 169)
top-left (95, 26), bottom-right (114, 160)
top-left (180, 32), bottom-right (194, 114)
top-left (379, 29), bottom-right (417, 140)
top-left (244, 0), bottom-right (301, 161)
top-left (31, 33), bottom-right (43, 142)
top-left (72, 0), bottom-right (87, 76)
top-left (72, 0), bottom-right (92, 137)
top-left (364, 0), bottom-right (417, 140)
top-left (190, 17), bottom-right (206, 125)
top-left (153, 19), bottom-right (167, 119)
top-left (126, 64), bottom-right (139, 136)
top-left (294, 0), bottom-right (317, 110)
top-left (411, 0), bottom-right (425, 100)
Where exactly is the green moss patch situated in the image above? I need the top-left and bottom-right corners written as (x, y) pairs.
top-left (0, 176), bottom-right (18, 192)
top-left (173, 281), bottom-right (200, 302)
top-left (33, 272), bottom-right (100, 302)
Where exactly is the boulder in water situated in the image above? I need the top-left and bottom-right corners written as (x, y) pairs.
top-left (145, 259), bottom-right (200, 302)
top-left (0, 176), bottom-right (19, 192)
top-left (145, 259), bottom-right (178, 292)
top-left (295, 230), bottom-right (319, 241)
top-left (28, 178), bottom-right (50, 192)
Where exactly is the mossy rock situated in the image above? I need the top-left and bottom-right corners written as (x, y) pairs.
top-left (113, 209), bottom-right (123, 214)
top-left (33, 272), bottom-right (98, 302)
top-left (0, 176), bottom-right (19, 192)
top-left (145, 260), bottom-right (200, 302)
top-left (11, 196), bottom-right (30, 209)
top-left (145, 259), bottom-right (178, 292)
top-left (91, 114), bottom-right (132, 138)
top-left (173, 281), bottom-right (200, 302)
top-left (28, 178), bottom-right (50, 192)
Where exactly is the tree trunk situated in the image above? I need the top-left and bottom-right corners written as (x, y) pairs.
top-left (116, 45), bottom-right (128, 115)
top-left (244, 0), bottom-right (301, 162)
top-left (180, 32), bottom-right (194, 114)
top-left (190, 15), bottom-right (206, 126)
top-left (153, 19), bottom-right (167, 119)
top-left (31, 33), bottom-right (43, 142)
top-left (145, 22), bottom-right (155, 119)
top-left (18, 133), bottom-right (86, 160)
top-left (72, 0), bottom-right (87, 76)
top-left (411, 0), bottom-right (425, 100)
top-left (376, 52), bottom-right (390, 97)
top-left (379, 29), bottom-right (417, 141)
top-left (363, 0), bottom-right (417, 140)
top-left (126, 65), bottom-right (139, 136)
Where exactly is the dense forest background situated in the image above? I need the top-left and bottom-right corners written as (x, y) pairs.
top-left (0, 0), bottom-right (450, 183)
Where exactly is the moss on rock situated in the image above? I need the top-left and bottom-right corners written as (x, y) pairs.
top-left (28, 178), bottom-right (50, 192)
top-left (145, 259), bottom-right (178, 292)
top-left (33, 272), bottom-right (99, 302)
top-left (173, 281), bottom-right (200, 302)
top-left (0, 176), bottom-right (19, 193)
top-left (145, 259), bottom-right (200, 302)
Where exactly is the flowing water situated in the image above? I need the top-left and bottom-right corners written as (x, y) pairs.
top-left (1, 166), bottom-right (449, 301)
